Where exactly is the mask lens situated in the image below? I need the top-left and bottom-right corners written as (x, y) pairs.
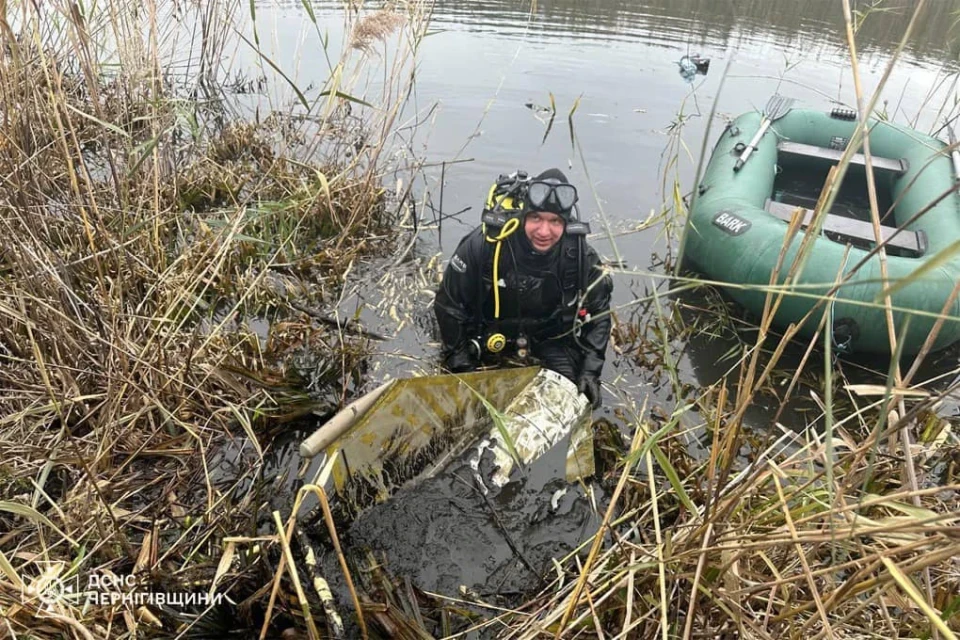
top-left (526, 182), bottom-right (550, 209)
top-left (554, 184), bottom-right (577, 209)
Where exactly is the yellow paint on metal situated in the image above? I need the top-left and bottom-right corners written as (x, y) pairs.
top-left (311, 366), bottom-right (597, 518)
top-left (323, 368), bottom-right (540, 505)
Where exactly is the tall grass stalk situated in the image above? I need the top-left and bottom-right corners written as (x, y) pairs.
top-left (842, 0), bottom-right (940, 629)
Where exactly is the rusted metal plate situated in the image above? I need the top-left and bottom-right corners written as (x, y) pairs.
top-left (302, 367), bottom-right (595, 516)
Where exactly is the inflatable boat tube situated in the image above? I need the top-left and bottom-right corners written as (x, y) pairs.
top-left (685, 107), bottom-right (960, 355)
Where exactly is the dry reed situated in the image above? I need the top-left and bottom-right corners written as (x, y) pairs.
top-left (4, 0), bottom-right (957, 638)
top-left (0, 0), bottom-right (427, 637)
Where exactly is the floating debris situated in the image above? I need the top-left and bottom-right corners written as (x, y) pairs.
top-left (677, 54), bottom-right (710, 83)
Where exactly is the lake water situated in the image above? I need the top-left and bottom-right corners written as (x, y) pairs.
top-left (249, 0), bottom-right (960, 247)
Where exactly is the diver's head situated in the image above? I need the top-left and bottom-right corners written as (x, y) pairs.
top-left (522, 168), bottom-right (578, 253)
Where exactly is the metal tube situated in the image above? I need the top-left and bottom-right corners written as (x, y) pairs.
top-left (299, 381), bottom-right (393, 458)
top-left (734, 119), bottom-right (772, 172)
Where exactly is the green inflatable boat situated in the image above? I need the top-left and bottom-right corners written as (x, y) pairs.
top-left (684, 101), bottom-right (960, 355)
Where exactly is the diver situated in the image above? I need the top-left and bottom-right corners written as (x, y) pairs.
top-left (433, 168), bottom-right (613, 409)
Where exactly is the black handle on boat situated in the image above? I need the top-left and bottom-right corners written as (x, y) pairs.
top-left (734, 94), bottom-right (796, 172)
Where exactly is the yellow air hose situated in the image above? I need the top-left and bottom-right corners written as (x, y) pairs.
top-left (485, 216), bottom-right (520, 319)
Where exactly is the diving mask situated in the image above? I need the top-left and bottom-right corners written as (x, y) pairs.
top-left (525, 180), bottom-right (578, 214)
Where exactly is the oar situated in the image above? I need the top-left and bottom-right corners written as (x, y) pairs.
top-left (945, 120), bottom-right (960, 182)
top-left (734, 94), bottom-right (796, 172)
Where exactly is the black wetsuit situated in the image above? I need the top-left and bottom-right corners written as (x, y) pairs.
top-left (433, 224), bottom-right (612, 383)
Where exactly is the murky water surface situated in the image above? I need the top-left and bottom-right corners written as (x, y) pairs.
top-left (234, 0), bottom-right (960, 623)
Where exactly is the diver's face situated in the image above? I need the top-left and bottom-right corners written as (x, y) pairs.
top-left (524, 211), bottom-right (565, 252)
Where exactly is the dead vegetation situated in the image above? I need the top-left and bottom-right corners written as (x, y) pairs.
top-left (479, 2), bottom-right (960, 638)
top-left (0, 0), bottom-right (425, 637)
top-left (345, 1), bottom-right (960, 637)
top-left (350, 9), bottom-right (408, 53)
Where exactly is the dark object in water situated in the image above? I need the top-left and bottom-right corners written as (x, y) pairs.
top-left (677, 54), bottom-right (710, 82)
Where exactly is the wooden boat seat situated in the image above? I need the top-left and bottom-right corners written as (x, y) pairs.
top-left (764, 199), bottom-right (927, 256)
top-left (778, 140), bottom-right (907, 175)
